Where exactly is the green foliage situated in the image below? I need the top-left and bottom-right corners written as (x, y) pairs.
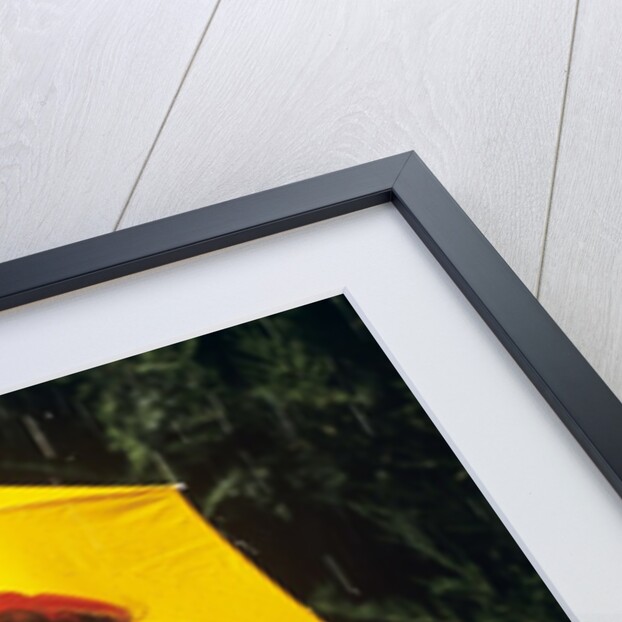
top-left (0, 298), bottom-right (567, 621)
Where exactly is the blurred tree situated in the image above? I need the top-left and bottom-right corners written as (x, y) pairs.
top-left (0, 297), bottom-right (567, 621)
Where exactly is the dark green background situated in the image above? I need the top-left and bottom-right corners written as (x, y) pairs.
top-left (0, 296), bottom-right (567, 621)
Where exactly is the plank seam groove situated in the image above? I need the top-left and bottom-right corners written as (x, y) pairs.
top-left (535, 0), bottom-right (581, 298)
top-left (112, 0), bottom-right (225, 232)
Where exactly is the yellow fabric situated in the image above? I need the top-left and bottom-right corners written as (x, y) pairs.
top-left (0, 486), bottom-right (321, 621)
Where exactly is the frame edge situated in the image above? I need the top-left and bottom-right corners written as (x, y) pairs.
top-left (0, 152), bottom-right (411, 311)
top-left (393, 151), bottom-right (622, 499)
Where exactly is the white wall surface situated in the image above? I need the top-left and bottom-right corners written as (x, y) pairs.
top-left (0, 0), bottom-right (218, 259)
top-left (538, 1), bottom-right (622, 401)
top-left (0, 2), bottom-right (620, 439)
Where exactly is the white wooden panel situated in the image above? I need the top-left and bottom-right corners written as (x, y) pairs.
top-left (0, 0), bottom-right (217, 261)
top-left (120, 0), bottom-right (576, 290)
top-left (539, 1), bottom-right (622, 400)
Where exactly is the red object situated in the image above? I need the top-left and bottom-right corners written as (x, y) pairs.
top-left (0, 593), bottom-right (131, 620)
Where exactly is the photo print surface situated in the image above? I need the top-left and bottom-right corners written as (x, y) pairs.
top-left (0, 296), bottom-right (567, 621)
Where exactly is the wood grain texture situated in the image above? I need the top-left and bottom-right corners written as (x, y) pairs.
top-left (0, 0), bottom-right (217, 262)
top-left (120, 0), bottom-right (576, 290)
top-left (539, 1), bottom-right (622, 400)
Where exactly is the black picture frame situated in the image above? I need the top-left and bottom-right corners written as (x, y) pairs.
top-left (1, 150), bottom-right (620, 500)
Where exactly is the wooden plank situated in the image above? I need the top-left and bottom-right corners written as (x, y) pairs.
top-left (539, 1), bottom-right (622, 400)
top-left (119, 0), bottom-right (576, 290)
top-left (0, 0), bottom-right (217, 262)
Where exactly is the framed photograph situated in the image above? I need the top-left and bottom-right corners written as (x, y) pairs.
top-left (0, 152), bottom-right (620, 621)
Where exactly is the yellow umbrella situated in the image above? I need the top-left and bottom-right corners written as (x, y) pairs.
top-left (0, 485), bottom-right (322, 622)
